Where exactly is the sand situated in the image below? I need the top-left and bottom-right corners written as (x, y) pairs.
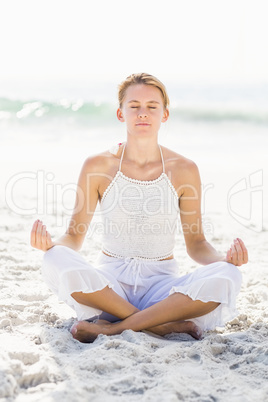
top-left (1, 126), bottom-right (268, 401)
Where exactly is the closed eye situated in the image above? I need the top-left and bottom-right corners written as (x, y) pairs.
top-left (130, 106), bottom-right (157, 109)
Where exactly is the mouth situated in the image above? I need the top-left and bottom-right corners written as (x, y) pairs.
top-left (136, 123), bottom-right (150, 126)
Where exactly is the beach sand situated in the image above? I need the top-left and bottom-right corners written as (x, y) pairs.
top-left (1, 122), bottom-right (268, 401)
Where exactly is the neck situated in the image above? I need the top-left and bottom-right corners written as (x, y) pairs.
top-left (123, 137), bottom-right (161, 167)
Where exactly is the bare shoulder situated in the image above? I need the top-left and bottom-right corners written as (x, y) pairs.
top-left (161, 145), bottom-right (199, 177)
top-left (161, 146), bottom-right (200, 198)
top-left (81, 148), bottom-right (120, 175)
top-left (80, 146), bottom-right (123, 200)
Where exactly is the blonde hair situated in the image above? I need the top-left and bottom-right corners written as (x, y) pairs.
top-left (118, 73), bottom-right (170, 110)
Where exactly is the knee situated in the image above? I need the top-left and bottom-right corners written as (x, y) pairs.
top-left (42, 245), bottom-right (91, 282)
top-left (222, 261), bottom-right (241, 276)
top-left (41, 247), bottom-right (64, 292)
top-left (42, 245), bottom-right (69, 279)
top-left (43, 245), bottom-right (76, 266)
top-left (220, 262), bottom-right (242, 291)
top-left (44, 244), bottom-right (67, 258)
top-left (42, 245), bottom-right (81, 289)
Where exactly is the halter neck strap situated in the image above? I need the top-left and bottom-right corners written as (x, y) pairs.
top-left (118, 143), bottom-right (126, 172)
top-left (159, 144), bottom-right (165, 174)
top-left (119, 143), bottom-right (165, 173)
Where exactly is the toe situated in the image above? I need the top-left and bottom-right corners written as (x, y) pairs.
top-left (192, 325), bottom-right (203, 340)
top-left (70, 323), bottom-right (78, 337)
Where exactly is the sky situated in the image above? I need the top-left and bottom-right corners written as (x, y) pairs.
top-left (0, 0), bottom-right (267, 97)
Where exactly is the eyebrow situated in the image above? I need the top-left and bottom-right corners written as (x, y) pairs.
top-left (127, 100), bottom-right (160, 104)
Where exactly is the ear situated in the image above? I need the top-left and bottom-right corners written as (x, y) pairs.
top-left (117, 108), bottom-right (125, 122)
top-left (161, 108), bottom-right (169, 123)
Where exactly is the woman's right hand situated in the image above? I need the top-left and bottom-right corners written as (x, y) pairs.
top-left (30, 219), bottom-right (54, 252)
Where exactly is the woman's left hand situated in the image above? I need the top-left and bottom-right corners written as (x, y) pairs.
top-left (224, 238), bottom-right (248, 266)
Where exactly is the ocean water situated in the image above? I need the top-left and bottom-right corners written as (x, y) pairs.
top-left (1, 83), bottom-right (267, 237)
top-left (1, 82), bottom-right (268, 131)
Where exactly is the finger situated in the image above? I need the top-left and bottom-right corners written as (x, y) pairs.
top-left (233, 239), bottom-right (243, 266)
top-left (46, 231), bottom-right (52, 248)
top-left (226, 248), bottom-right (232, 263)
top-left (30, 220), bottom-right (39, 246)
top-left (234, 238), bottom-right (245, 265)
top-left (31, 219), bottom-right (42, 247)
top-left (237, 238), bottom-right (249, 263)
top-left (36, 221), bottom-right (43, 248)
top-left (41, 225), bottom-right (47, 248)
top-left (231, 243), bottom-right (237, 265)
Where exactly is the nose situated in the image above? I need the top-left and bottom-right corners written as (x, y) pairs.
top-left (138, 108), bottom-right (148, 118)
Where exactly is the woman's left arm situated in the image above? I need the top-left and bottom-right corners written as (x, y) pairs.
top-left (178, 160), bottom-right (248, 267)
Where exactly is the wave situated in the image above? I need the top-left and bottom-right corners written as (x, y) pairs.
top-left (0, 98), bottom-right (116, 126)
top-left (171, 104), bottom-right (268, 125)
top-left (0, 97), bottom-right (267, 126)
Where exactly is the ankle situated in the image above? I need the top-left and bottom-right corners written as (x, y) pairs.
top-left (147, 323), bottom-right (167, 336)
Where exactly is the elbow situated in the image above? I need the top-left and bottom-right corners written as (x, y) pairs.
top-left (186, 245), bottom-right (197, 261)
top-left (186, 247), bottom-right (196, 260)
top-left (70, 236), bottom-right (84, 252)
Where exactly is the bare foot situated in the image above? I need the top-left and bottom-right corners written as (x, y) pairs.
top-left (148, 321), bottom-right (202, 340)
top-left (70, 319), bottom-right (113, 343)
top-left (71, 319), bottom-right (202, 343)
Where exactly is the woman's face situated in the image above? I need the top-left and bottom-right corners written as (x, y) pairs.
top-left (117, 84), bottom-right (169, 137)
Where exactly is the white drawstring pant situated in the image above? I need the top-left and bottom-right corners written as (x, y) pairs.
top-left (42, 245), bottom-right (242, 330)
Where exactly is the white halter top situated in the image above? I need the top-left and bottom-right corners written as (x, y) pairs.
top-left (100, 143), bottom-right (179, 261)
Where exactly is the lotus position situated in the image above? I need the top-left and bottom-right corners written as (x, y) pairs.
top-left (31, 73), bottom-right (248, 342)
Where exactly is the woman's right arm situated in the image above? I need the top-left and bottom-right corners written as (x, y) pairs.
top-left (30, 156), bottom-right (101, 252)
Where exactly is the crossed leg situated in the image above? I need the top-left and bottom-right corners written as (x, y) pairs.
top-left (71, 286), bottom-right (220, 342)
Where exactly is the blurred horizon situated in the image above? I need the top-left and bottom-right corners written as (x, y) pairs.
top-left (1, 80), bottom-right (268, 128)
top-left (1, 0), bottom-right (268, 144)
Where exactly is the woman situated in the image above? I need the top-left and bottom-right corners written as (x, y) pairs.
top-left (31, 73), bottom-right (248, 342)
